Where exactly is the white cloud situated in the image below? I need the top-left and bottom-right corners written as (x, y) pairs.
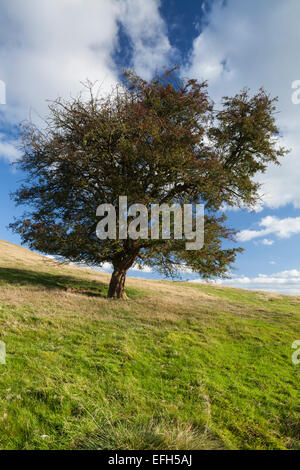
top-left (238, 215), bottom-right (300, 242)
top-left (0, 0), bottom-right (120, 122)
top-left (218, 269), bottom-right (300, 295)
top-left (100, 262), bottom-right (113, 271)
top-left (44, 254), bottom-right (56, 260)
top-left (0, 0), bottom-right (172, 162)
top-left (191, 268), bottom-right (300, 295)
top-left (261, 238), bottom-right (274, 246)
top-left (92, 261), bottom-right (153, 274)
top-left (185, 0), bottom-right (300, 209)
top-left (119, 0), bottom-right (172, 80)
top-left (0, 135), bottom-right (21, 162)
top-left (131, 263), bottom-right (153, 273)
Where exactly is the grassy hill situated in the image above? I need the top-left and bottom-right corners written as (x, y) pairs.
top-left (0, 239), bottom-right (299, 450)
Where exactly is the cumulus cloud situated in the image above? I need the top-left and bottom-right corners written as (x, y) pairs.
top-left (238, 215), bottom-right (300, 242)
top-left (0, 0), bottom-right (120, 121)
top-left (119, 0), bottom-right (172, 80)
top-left (218, 269), bottom-right (300, 295)
top-left (92, 261), bottom-right (153, 274)
top-left (261, 238), bottom-right (274, 246)
top-left (0, 135), bottom-right (21, 162)
top-left (184, 0), bottom-right (300, 209)
top-left (0, 0), bottom-right (172, 161)
top-left (191, 268), bottom-right (300, 295)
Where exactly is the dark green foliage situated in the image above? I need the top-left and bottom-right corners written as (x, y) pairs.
top-left (10, 68), bottom-right (287, 297)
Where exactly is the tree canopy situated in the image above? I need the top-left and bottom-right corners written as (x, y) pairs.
top-left (10, 68), bottom-right (287, 298)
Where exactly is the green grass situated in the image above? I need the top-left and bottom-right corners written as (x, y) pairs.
top-left (0, 240), bottom-right (299, 450)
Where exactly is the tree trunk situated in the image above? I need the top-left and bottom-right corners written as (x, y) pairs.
top-left (108, 247), bottom-right (139, 299)
top-left (108, 269), bottom-right (128, 299)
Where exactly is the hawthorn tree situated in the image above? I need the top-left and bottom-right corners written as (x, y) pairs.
top-left (10, 68), bottom-right (287, 298)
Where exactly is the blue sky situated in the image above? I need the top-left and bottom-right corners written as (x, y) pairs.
top-left (1, 0), bottom-right (300, 294)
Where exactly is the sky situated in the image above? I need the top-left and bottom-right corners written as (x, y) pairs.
top-left (1, 0), bottom-right (300, 294)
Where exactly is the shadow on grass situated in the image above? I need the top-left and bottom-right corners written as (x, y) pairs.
top-left (0, 267), bottom-right (145, 299)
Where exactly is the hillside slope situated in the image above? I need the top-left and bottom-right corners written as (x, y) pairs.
top-left (0, 239), bottom-right (299, 450)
